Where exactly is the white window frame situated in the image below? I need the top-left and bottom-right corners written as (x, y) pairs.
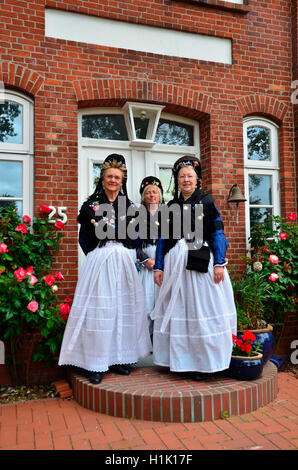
top-left (244, 116), bottom-right (280, 243)
top-left (0, 90), bottom-right (34, 217)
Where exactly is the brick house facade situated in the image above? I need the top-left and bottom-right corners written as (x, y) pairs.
top-left (0, 0), bottom-right (297, 370)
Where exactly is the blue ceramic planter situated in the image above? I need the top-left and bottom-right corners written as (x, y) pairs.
top-left (228, 353), bottom-right (264, 381)
top-left (238, 324), bottom-right (274, 364)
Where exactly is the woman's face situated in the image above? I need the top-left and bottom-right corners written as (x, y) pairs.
top-left (177, 166), bottom-right (197, 196)
top-left (143, 185), bottom-right (161, 208)
top-left (102, 167), bottom-right (123, 193)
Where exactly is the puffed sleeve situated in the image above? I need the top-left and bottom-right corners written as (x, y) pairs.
top-left (77, 202), bottom-right (99, 255)
top-left (153, 238), bottom-right (167, 271)
top-left (202, 195), bottom-right (228, 266)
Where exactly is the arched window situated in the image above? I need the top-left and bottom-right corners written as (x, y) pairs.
top-left (243, 117), bottom-right (280, 241)
top-left (0, 90), bottom-right (34, 216)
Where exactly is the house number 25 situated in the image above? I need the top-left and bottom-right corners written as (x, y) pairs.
top-left (48, 206), bottom-right (68, 224)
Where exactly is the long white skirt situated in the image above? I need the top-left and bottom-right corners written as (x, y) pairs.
top-left (151, 239), bottom-right (237, 373)
top-left (58, 242), bottom-right (152, 372)
top-left (138, 244), bottom-right (159, 336)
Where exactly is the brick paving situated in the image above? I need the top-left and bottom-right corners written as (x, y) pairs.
top-left (0, 371), bottom-right (297, 451)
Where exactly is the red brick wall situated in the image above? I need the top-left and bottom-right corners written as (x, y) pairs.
top-left (0, 0), bottom-right (296, 296)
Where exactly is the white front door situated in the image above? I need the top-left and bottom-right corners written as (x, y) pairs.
top-left (78, 107), bottom-right (200, 266)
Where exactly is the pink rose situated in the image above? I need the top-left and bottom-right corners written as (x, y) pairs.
top-left (0, 243), bottom-right (9, 253)
top-left (43, 274), bottom-right (56, 286)
top-left (268, 254), bottom-right (279, 264)
top-left (28, 275), bottom-right (38, 286)
top-left (14, 267), bottom-right (27, 282)
top-left (26, 266), bottom-right (34, 274)
top-left (15, 224), bottom-right (28, 234)
top-left (59, 303), bottom-right (70, 321)
top-left (279, 232), bottom-right (288, 240)
top-left (269, 273), bottom-right (279, 282)
top-left (27, 301), bottom-right (39, 312)
top-left (287, 213), bottom-right (296, 222)
top-left (40, 205), bottom-right (52, 214)
top-left (54, 271), bottom-right (64, 281)
top-left (60, 303), bottom-right (70, 315)
top-left (22, 215), bottom-right (31, 224)
top-left (55, 221), bottom-right (65, 230)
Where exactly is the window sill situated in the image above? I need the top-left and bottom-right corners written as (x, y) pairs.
top-left (171, 0), bottom-right (251, 15)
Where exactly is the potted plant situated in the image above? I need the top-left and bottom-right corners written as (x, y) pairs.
top-left (0, 204), bottom-right (71, 385)
top-left (231, 212), bottom-right (297, 362)
top-left (231, 269), bottom-right (274, 363)
top-left (228, 331), bottom-right (263, 381)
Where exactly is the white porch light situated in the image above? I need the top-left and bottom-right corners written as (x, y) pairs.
top-left (122, 102), bottom-right (164, 147)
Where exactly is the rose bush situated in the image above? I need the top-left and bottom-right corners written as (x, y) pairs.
top-left (232, 213), bottom-right (297, 331)
top-left (0, 204), bottom-right (71, 384)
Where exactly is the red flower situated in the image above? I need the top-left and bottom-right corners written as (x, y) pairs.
top-left (287, 213), bottom-right (296, 221)
top-left (43, 274), bottom-right (56, 286)
top-left (27, 301), bottom-right (39, 312)
top-left (60, 303), bottom-right (70, 314)
top-left (269, 272), bottom-right (279, 282)
top-left (0, 243), bottom-right (9, 253)
top-left (268, 254), bottom-right (279, 264)
top-left (15, 224), bottom-right (28, 234)
top-left (14, 267), bottom-right (28, 282)
top-left (40, 205), bottom-right (52, 214)
top-left (59, 303), bottom-right (70, 321)
top-left (22, 215), bottom-right (31, 224)
top-left (242, 330), bottom-right (256, 342)
top-left (55, 220), bottom-right (65, 230)
top-left (279, 232), bottom-right (288, 240)
top-left (64, 296), bottom-right (72, 303)
top-left (54, 271), bottom-right (65, 281)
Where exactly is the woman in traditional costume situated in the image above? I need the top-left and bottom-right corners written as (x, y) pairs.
top-left (152, 156), bottom-right (237, 380)
top-left (137, 176), bottom-right (163, 339)
top-left (58, 154), bottom-right (152, 384)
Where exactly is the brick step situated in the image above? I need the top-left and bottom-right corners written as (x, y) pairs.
top-left (70, 359), bottom-right (278, 423)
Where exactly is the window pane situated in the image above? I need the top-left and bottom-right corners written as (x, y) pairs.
top-left (93, 163), bottom-right (102, 191)
top-left (0, 161), bottom-right (22, 198)
top-left (0, 101), bottom-right (23, 144)
top-left (82, 115), bottom-right (128, 140)
top-left (0, 200), bottom-right (22, 216)
top-left (133, 117), bottom-right (150, 139)
top-left (247, 126), bottom-right (271, 161)
top-left (155, 119), bottom-right (194, 146)
top-left (159, 167), bottom-right (174, 203)
top-left (250, 207), bottom-right (272, 229)
top-left (249, 174), bottom-right (272, 205)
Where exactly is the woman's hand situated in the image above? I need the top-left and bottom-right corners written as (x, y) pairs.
top-left (214, 266), bottom-right (225, 284)
top-left (144, 258), bottom-right (155, 271)
top-left (154, 270), bottom-right (163, 286)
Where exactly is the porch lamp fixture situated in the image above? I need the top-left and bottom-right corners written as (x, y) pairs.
top-left (227, 184), bottom-right (246, 224)
top-left (122, 102), bottom-right (164, 147)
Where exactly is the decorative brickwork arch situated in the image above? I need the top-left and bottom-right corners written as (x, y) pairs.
top-left (73, 78), bottom-right (213, 118)
top-left (0, 62), bottom-right (44, 97)
top-left (235, 94), bottom-right (288, 123)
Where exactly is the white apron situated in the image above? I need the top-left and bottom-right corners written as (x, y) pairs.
top-left (58, 242), bottom-right (152, 372)
top-left (138, 244), bottom-right (160, 336)
top-left (151, 239), bottom-right (237, 373)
